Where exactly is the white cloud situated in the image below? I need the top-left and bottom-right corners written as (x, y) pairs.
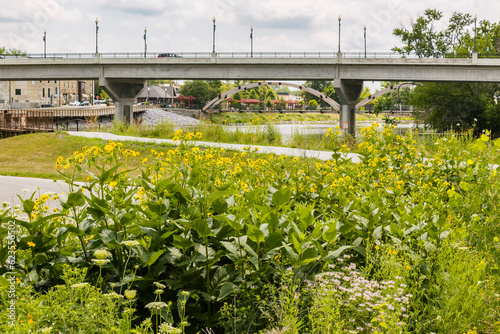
top-left (0, 0), bottom-right (497, 56)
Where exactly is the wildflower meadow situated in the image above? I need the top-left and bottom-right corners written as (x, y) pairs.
top-left (1, 124), bottom-right (500, 333)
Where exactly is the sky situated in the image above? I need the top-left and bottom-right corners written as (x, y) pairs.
top-left (1, 0), bottom-right (499, 91)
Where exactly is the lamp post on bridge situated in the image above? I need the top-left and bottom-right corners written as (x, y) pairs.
top-left (250, 26), bottom-right (253, 58)
top-left (338, 15), bottom-right (341, 53)
top-left (487, 28), bottom-right (490, 58)
top-left (95, 18), bottom-right (99, 54)
top-left (144, 27), bottom-right (147, 58)
top-left (212, 17), bottom-right (216, 53)
top-left (364, 25), bottom-right (366, 58)
top-left (43, 30), bottom-right (47, 58)
top-left (473, 16), bottom-right (477, 54)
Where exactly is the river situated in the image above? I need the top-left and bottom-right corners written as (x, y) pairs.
top-left (223, 121), bottom-right (418, 141)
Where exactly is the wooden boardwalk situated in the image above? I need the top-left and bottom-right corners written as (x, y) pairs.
top-left (0, 104), bottom-right (159, 137)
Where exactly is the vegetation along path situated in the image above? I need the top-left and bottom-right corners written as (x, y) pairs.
top-left (66, 131), bottom-right (362, 162)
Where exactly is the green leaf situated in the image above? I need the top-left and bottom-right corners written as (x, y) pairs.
top-left (188, 218), bottom-right (212, 238)
top-left (247, 225), bottom-right (265, 244)
top-left (172, 235), bottom-right (193, 251)
top-left (63, 188), bottom-right (86, 209)
top-left (325, 245), bottom-right (353, 260)
top-left (272, 188), bottom-right (290, 207)
top-left (145, 249), bottom-right (165, 267)
top-left (372, 225), bottom-right (383, 240)
top-left (218, 281), bottom-right (236, 301)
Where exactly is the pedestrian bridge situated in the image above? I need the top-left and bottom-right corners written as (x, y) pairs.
top-left (1, 52), bottom-right (499, 134)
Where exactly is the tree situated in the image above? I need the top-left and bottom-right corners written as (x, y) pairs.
top-left (147, 80), bottom-right (178, 86)
top-left (0, 47), bottom-right (26, 56)
top-left (393, 10), bottom-right (500, 134)
top-left (302, 81), bottom-right (340, 107)
top-left (392, 9), bottom-right (447, 57)
top-left (410, 82), bottom-right (500, 133)
top-left (179, 81), bottom-right (213, 104)
top-left (358, 87), bottom-right (372, 103)
top-left (308, 100), bottom-right (318, 110)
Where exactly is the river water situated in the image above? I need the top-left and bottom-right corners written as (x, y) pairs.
top-left (224, 121), bottom-right (417, 141)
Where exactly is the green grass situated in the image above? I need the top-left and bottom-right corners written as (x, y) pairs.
top-left (0, 132), bottom-right (178, 179)
top-left (208, 111), bottom-right (381, 124)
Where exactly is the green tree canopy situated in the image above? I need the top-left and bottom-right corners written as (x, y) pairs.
top-left (302, 81), bottom-right (340, 107)
top-left (0, 46), bottom-right (27, 56)
top-left (179, 80), bottom-right (222, 105)
top-left (393, 10), bottom-right (500, 134)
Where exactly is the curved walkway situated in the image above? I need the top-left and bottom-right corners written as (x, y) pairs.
top-left (66, 131), bottom-right (362, 162)
top-left (0, 131), bottom-right (361, 205)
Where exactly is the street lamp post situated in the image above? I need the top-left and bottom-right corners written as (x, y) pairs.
top-left (338, 15), bottom-right (341, 53)
top-left (212, 17), bottom-right (216, 53)
top-left (474, 16), bottom-right (477, 54)
top-left (144, 27), bottom-right (147, 58)
top-left (250, 26), bottom-right (253, 58)
top-left (147, 87), bottom-right (150, 104)
top-left (95, 18), bottom-right (99, 53)
top-left (364, 25), bottom-right (366, 58)
top-left (487, 28), bottom-right (490, 58)
top-left (43, 30), bottom-right (47, 58)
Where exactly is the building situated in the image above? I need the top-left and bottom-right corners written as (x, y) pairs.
top-left (136, 84), bottom-right (178, 105)
top-left (0, 80), bottom-right (95, 109)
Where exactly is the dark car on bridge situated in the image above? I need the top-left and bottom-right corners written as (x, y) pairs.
top-left (157, 53), bottom-right (181, 58)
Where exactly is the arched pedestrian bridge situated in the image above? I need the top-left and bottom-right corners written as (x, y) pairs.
top-left (202, 81), bottom-right (340, 112)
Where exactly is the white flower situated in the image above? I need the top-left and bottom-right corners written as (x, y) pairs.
top-left (40, 327), bottom-right (54, 334)
top-left (71, 283), bottom-right (89, 288)
top-left (124, 290), bottom-right (137, 299)
top-left (158, 322), bottom-right (182, 334)
top-left (153, 282), bottom-right (166, 289)
top-left (94, 249), bottom-right (109, 259)
top-left (145, 301), bottom-right (169, 310)
top-left (92, 259), bottom-right (110, 266)
top-left (121, 240), bottom-right (140, 247)
top-left (22, 188), bottom-right (30, 193)
top-left (103, 292), bottom-right (124, 299)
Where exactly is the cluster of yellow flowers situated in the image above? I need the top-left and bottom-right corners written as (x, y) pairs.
top-left (172, 129), bottom-right (203, 142)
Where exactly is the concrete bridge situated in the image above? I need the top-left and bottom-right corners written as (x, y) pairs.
top-left (1, 52), bottom-right (499, 134)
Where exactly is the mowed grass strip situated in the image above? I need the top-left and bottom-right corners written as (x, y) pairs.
top-left (0, 132), bottom-right (177, 180)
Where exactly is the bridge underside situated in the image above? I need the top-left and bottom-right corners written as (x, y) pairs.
top-left (100, 78), bottom-right (146, 123)
top-left (334, 79), bottom-right (364, 136)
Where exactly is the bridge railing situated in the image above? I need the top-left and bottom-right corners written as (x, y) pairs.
top-left (3, 51), bottom-right (499, 60)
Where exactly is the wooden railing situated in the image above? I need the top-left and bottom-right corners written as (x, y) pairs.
top-left (0, 105), bottom-right (159, 133)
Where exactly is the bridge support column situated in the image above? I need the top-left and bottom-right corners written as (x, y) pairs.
top-left (99, 78), bottom-right (146, 124)
top-left (334, 79), bottom-right (364, 136)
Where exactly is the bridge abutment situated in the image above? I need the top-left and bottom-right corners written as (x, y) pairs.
top-left (100, 78), bottom-right (146, 123)
top-left (334, 79), bottom-right (363, 136)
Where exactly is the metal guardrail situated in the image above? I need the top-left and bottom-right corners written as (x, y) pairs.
top-left (3, 51), bottom-right (499, 60)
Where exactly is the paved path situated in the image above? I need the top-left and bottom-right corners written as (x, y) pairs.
top-left (0, 132), bottom-right (361, 204)
top-left (66, 131), bottom-right (362, 163)
top-left (0, 175), bottom-right (72, 205)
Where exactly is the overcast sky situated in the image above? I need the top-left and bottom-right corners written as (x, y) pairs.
top-left (1, 0), bottom-right (499, 90)
top-left (2, 0), bottom-right (498, 54)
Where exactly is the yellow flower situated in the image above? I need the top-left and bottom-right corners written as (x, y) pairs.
top-left (375, 245), bottom-right (379, 250)
top-left (27, 241), bottom-right (36, 248)
top-left (109, 181), bottom-right (118, 188)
